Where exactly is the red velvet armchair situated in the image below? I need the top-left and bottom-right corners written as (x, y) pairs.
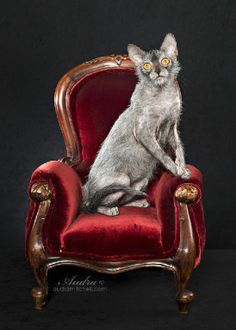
top-left (25, 54), bottom-right (206, 313)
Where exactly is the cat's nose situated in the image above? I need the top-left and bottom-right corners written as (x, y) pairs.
top-left (150, 72), bottom-right (158, 80)
top-left (155, 67), bottom-right (161, 74)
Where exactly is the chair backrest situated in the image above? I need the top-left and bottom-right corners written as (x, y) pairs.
top-left (54, 55), bottom-right (137, 177)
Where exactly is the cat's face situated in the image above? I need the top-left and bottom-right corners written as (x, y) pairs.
top-left (128, 33), bottom-right (180, 87)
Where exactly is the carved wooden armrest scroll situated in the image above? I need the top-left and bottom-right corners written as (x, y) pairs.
top-left (175, 184), bottom-right (199, 204)
top-left (31, 182), bottom-right (52, 202)
top-left (58, 156), bottom-right (80, 167)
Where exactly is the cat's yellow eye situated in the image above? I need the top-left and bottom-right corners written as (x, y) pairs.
top-left (143, 62), bottom-right (152, 71)
top-left (161, 57), bottom-right (170, 66)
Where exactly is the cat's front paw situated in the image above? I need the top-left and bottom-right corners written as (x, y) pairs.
top-left (177, 166), bottom-right (191, 180)
top-left (175, 158), bottom-right (182, 167)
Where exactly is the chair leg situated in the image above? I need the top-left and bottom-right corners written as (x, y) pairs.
top-left (172, 188), bottom-right (198, 314)
top-left (32, 287), bottom-right (48, 310)
top-left (174, 271), bottom-right (194, 314)
top-left (27, 189), bottom-right (52, 310)
top-left (31, 265), bottom-right (49, 310)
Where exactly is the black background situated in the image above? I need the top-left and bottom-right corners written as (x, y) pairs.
top-left (1, 0), bottom-right (235, 253)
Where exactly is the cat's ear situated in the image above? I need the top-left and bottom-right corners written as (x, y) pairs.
top-left (127, 44), bottom-right (145, 65)
top-left (160, 33), bottom-right (178, 59)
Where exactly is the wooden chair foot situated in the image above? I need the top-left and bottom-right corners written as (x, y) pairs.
top-left (176, 289), bottom-right (194, 314)
top-left (32, 287), bottom-right (48, 310)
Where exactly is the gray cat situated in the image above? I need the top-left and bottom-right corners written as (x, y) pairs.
top-left (82, 33), bottom-right (191, 216)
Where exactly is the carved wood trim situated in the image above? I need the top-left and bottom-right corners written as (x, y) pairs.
top-left (28, 183), bottom-right (54, 309)
top-left (173, 185), bottom-right (197, 313)
top-left (28, 199), bottom-right (51, 309)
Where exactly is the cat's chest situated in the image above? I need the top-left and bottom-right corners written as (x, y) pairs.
top-left (143, 89), bottom-right (181, 111)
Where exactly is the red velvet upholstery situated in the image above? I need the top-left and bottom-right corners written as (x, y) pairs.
top-left (148, 165), bottom-right (205, 267)
top-left (25, 161), bottom-right (83, 255)
top-left (25, 67), bottom-right (205, 268)
top-left (26, 160), bottom-right (205, 267)
top-left (70, 69), bottom-right (137, 179)
top-left (61, 164), bottom-right (205, 267)
top-left (61, 206), bottom-right (163, 260)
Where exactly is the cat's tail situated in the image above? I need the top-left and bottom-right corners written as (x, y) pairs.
top-left (82, 184), bottom-right (147, 213)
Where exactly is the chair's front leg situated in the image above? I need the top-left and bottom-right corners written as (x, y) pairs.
top-left (28, 182), bottom-right (52, 310)
top-left (173, 184), bottom-right (199, 314)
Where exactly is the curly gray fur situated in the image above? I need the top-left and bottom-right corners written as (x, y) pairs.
top-left (82, 33), bottom-right (191, 216)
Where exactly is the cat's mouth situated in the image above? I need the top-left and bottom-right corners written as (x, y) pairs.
top-left (156, 75), bottom-right (166, 79)
top-left (153, 76), bottom-right (167, 85)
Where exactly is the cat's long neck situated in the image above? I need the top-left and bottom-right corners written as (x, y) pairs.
top-left (135, 77), bottom-right (177, 98)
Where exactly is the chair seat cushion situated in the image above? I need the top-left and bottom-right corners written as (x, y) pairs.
top-left (61, 206), bottom-right (169, 261)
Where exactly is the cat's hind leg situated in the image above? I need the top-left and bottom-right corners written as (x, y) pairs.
top-left (96, 173), bottom-right (131, 216)
top-left (122, 177), bottom-right (150, 207)
top-left (124, 199), bottom-right (150, 208)
top-left (131, 177), bottom-right (149, 191)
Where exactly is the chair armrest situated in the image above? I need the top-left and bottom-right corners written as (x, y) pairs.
top-left (149, 165), bottom-right (205, 267)
top-left (25, 160), bottom-right (82, 255)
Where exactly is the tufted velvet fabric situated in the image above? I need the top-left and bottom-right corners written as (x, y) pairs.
top-left (25, 67), bottom-right (205, 267)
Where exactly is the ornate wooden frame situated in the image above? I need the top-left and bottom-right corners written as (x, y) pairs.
top-left (27, 55), bottom-right (198, 313)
